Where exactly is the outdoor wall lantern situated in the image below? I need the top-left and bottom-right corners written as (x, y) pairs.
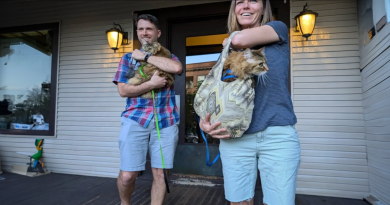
top-left (294, 3), bottom-right (318, 40)
top-left (106, 22), bottom-right (128, 53)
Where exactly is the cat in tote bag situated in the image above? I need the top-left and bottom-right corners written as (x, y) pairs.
top-left (193, 31), bottom-right (268, 138)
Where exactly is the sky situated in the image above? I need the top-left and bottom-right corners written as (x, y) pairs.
top-left (186, 53), bottom-right (220, 64)
top-left (0, 41), bottom-right (51, 104)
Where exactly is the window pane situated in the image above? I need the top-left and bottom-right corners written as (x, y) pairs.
top-left (186, 77), bottom-right (194, 90)
top-left (185, 53), bottom-right (220, 144)
top-left (0, 30), bottom-right (52, 131)
top-left (197, 75), bottom-right (205, 82)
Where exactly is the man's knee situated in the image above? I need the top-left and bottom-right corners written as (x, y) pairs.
top-left (151, 168), bottom-right (166, 181)
top-left (118, 171), bottom-right (139, 186)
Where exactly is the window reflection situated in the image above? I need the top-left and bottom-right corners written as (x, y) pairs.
top-left (185, 33), bottom-right (224, 144)
top-left (0, 30), bottom-right (52, 130)
top-left (185, 58), bottom-right (219, 144)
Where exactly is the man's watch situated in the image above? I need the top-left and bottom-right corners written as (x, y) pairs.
top-left (144, 53), bottom-right (151, 62)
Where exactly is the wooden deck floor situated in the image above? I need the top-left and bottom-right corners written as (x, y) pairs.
top-left (0, 172), bottom-right (369, 205)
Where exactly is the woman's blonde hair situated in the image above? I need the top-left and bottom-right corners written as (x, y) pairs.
top-left (227, 0), bottom-right (273, 34)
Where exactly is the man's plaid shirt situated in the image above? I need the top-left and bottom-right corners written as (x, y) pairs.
top-left (113, 53), bottom-right (180, 129)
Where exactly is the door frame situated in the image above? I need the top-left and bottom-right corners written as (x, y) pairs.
top-left (133, 0), bottom-right (291, 177)
top-left (134, 1), bottom-right (231, 145)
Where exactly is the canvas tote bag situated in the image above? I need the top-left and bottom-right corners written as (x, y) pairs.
top-left (193, 31), bottom-right (255, 139)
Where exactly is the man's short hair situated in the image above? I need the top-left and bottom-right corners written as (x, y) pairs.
top-left (136, 14), bottom-right (160, 30)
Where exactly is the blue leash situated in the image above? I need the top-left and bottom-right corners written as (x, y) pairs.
top-left (222, 69), bottom-right (237, 80)
top-left (199, 119), bottom-right (220, 167)
top-left (198, 69), bottom-right (237, 167)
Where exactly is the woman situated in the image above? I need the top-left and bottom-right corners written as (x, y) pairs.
top-left (199, 0), bottom-right (300, 205)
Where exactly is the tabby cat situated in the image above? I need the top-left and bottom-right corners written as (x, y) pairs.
top-left (222, 47), bottom-right (268, 86)
top-left (128, 42), bottom-right (174, 98)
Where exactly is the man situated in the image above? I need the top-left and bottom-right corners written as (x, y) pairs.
top-left (112, 14), bottom-right (182, 205)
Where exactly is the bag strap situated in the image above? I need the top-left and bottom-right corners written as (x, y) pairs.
top-left (215, 31), bottom-right (240, 80)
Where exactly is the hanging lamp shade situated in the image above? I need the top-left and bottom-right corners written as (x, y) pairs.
top-left (294, 3), bottom-right (318, 40)
top-left (106, 23), bottom-right (126, 53)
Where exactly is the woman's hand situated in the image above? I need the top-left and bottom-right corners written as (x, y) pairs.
top-left (222, 38), bottom-right (228, 48)
top-left (199, 113), bottom-right (230, 139)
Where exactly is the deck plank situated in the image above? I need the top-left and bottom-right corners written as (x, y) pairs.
top-left (0, 172), bottom-right (370, 205)
top-left (164, 184), bottom-right (192, 204)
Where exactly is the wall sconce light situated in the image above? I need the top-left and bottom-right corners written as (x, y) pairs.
top-left (106, 22), bottom-right (128, 53)
top-left (294, 3), bottom-right (318, 40)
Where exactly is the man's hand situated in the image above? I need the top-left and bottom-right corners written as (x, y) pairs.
top-left (131, 49), bottom-right (146, 61)
top-left (199, 113), bottom-right (230, 139)
top-left (117, 71), bottom-right (166, 98)
top-left (139, 38), bottom-right (148, 45)
top-left (148, 71), bottom-right (167, 89)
